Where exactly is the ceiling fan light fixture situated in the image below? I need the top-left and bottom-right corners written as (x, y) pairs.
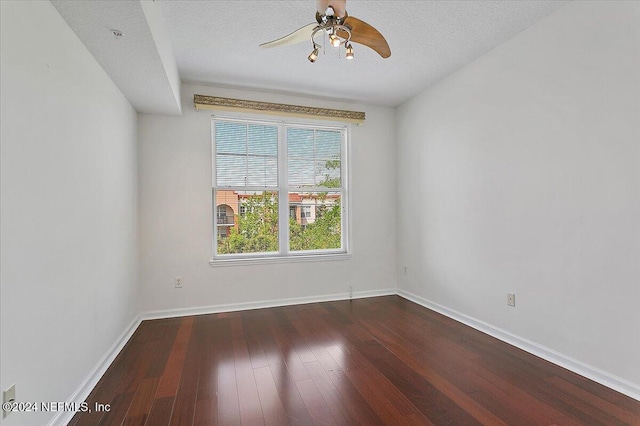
top-left (308, 46), bottom-right (320, 63)
top-left (329, 33), bottom-right (340, 48)
top-left (259, 0), bottom-right (391, 61)
top-left (345, 43), bottom-right (354, 59)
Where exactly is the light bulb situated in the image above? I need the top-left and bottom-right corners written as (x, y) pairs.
top-left (345, 44), bottom-right (354, 59)
top-left (308, 48), bottom-right (319, 63)
top-left (329, 33), bottom-right (340, 48)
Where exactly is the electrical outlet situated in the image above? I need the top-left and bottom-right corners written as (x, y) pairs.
top-left (175, 277), bottom-right (182, 288)
top-left (3, 384), bottom-right (15, 418)
top-left (507, 293), bottom-right (516, 307)
top-left (403, 266), bottom-right (408, 275)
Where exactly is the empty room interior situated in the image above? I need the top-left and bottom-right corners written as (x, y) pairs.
top-left (1, 0), bottom-right (639, 425)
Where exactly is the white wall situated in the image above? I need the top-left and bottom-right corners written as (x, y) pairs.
top-left (396, 0), bottom-right (640, 393)
top-left (138, 84), bottom-right (396, 314)
top-left (0, 2), bottom-right (139, 425)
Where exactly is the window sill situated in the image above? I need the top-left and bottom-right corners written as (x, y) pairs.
top-left (210, 252), bottom-right (351, 267)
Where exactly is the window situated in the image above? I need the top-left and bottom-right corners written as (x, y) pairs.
top-left (212, 117), bottom-right (348, 261)
top-left (301, 205), bottom-right (313, 218)
top-left (215, 204), bottom-right (234, 242)
top-left (216, 205), bottom-right (232, 224)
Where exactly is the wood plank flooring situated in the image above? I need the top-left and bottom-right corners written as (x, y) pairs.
top-left (69, 296), bottom-right (640, 425)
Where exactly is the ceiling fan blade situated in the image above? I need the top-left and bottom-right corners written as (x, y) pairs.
top-left (344, 16), bottom-right (391, 58)
top-left (259, 23), bottom-right (318, 49)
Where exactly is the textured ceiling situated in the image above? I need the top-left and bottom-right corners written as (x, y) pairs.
top-left (52, 0), bottom-right (569, 112)
top-left (158, 0), bottom-right (568, 107)
top-left (52, 0), bottom-right (181, 115)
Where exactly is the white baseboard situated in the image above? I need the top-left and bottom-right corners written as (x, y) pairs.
top-left (48, 314), bottom-right (142, 426)
top-left (142, 288), bottom-right (397, 320)
top-left (397, 289), bottom-right (640, 402)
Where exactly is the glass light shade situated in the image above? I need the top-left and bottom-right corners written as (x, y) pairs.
top-left (345, 44), bottom-right (354, 59)
top-left (308, 48), bottom-right (319, 63)
top-left (329, 33), bottom-right (340, 48)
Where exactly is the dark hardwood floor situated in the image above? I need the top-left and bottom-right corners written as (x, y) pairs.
top-left (69, 296), bottom-right (640, 425)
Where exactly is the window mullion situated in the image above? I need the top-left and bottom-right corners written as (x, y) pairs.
top-left (245, 124), bottom-right (249, 187)
top-left (278, 124), bottom-right (289, 256)
top-left (313, 129), bottom-right (317, 185)
top-left (341, 127), bottom-right (348, 252)
top-left (211, 119), bottom-right (217, 256)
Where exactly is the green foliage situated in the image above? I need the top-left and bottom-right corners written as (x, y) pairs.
top-left (294, 159), bottom-right (341, 250)
top-left (289, 198), bottom-right (341, 251)
top-left (217, 159), bottom-right (342, 254)
top-left (325, 159), bottom-right (340, 169)
top-left (218, 191), bottom-right (341, 254)
top-left (319, 177), bottom-right (341, 189)
top-left (217, 192), bottom-right (279, 254)
top-left (319, 159), bottom-right (341, 188)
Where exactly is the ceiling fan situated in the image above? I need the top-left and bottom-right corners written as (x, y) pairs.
top-left (259, 0), bottom-right (391, 62)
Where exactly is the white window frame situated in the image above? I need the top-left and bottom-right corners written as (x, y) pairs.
top-left (301, 205), bottom-right (312, 218)
top-left (210, 115), bottom-right (351, 266)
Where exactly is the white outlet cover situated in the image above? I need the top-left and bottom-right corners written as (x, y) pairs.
top-left (3, 384), bottom-right (15, 418)
top-left (3, 384), bottom-right (15, 403)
